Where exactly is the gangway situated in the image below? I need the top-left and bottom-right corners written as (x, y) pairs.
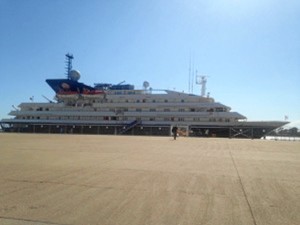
top-left (119, 120), bottom-right (141, 134)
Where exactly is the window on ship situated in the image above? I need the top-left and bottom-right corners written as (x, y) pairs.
top-left (196, 108), bottom-right (204, 112)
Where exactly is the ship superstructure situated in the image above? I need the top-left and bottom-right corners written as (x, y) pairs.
top-left (1, 54), bottom-right (287, 138)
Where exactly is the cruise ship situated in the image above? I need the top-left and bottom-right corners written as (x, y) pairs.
top-left (0, 54), bottom-right (287, 138)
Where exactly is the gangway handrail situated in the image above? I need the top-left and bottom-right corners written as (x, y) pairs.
top-left (119, 120), bottom-right (141, 134)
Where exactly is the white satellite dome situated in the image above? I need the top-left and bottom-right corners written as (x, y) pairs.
top-left (143, 81), bottom-right (150, 89)
top-left (69, 70), bottom-right (81, 81)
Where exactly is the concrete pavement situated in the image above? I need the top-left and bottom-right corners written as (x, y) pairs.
top-left (0, 134), bottom-right (299, 225)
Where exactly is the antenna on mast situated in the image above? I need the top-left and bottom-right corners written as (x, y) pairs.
top-left (191, 61), bottom-right (194, 93)
top-left (65, 53), bottom-right (74, 78)
top-left (188, 54), bottom-right (195, 93)
top-left (188, 55), bottom-right (191, 93)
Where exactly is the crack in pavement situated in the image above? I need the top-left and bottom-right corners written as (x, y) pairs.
top-left (230, 151), bottom-right (257, 225)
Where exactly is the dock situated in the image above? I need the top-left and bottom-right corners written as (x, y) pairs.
top-left (0, 134), bottom-right (299, 225)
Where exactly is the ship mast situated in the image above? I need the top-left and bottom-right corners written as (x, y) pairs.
top-left (65, 53), bottom-right (74, 79)
top-left (196, 75), bottom-right (208, 97)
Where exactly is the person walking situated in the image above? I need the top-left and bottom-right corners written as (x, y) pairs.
top-left (172, 126), bottom-right (178, 140)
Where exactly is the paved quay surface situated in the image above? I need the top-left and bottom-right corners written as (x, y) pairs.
top-left (0, 133), bottom-right (299, 225)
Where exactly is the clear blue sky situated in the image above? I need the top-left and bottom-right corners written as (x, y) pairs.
top-left (0, 0), bottom-right (299, 122)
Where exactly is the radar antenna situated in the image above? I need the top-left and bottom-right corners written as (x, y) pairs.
top-left (65, 53), bottom-right (74, 78)
top-left (143, 81), bottom-right (150, 90)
